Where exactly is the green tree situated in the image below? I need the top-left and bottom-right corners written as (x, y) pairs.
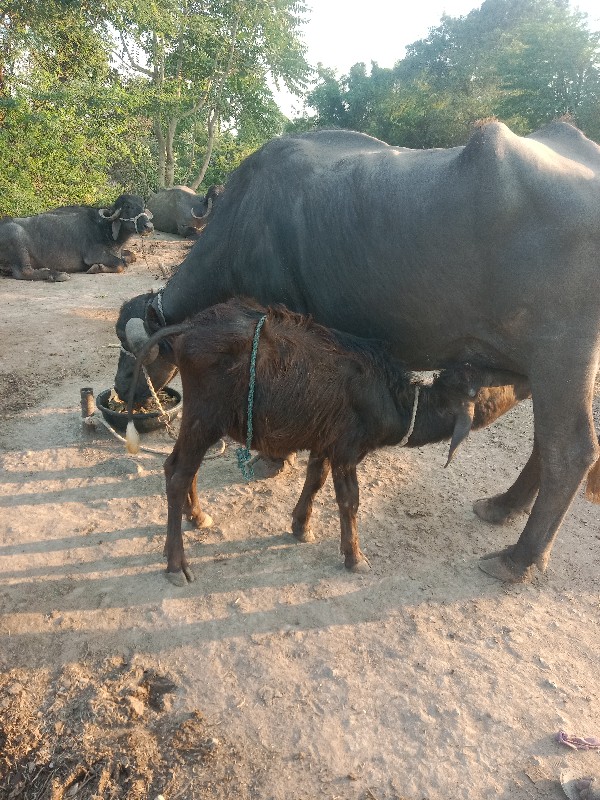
top-left (298, 0), bottom-right (600, 148)
top-left (112, 0), bottom-right (310, 188)
top-left (0, 1), bottom-right (149, 214)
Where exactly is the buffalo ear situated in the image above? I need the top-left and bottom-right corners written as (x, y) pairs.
top-left (445, 404), bottom-right (475, 467)
top-left (112, 219), bottom-right (122, 240)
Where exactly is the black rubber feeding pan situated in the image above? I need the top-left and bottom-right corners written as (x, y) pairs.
top-left (96, 387), bottom-right (182, 434)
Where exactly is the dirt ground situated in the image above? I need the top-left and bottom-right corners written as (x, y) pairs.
top-left (1, 231), bottom-right (599, 800)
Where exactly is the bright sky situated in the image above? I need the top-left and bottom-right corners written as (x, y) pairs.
top-left (276, 0), bottom-right (600, 116)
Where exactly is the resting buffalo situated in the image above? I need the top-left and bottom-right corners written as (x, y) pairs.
top-left (114, 121), bottom-right (600, 584)
top-left (147, 184), bottom-right (224, 237)
top-left (0, 194), bottom-right (154, 281)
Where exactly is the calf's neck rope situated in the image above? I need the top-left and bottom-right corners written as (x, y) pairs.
top-left (237, 314), bottom-right (268, 480)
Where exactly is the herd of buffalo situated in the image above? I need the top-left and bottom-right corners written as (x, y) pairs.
top-left (4, 120), bottom-right (600, 585)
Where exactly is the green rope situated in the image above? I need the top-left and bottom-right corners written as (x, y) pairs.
top-left (236, 314), bottom-right (267, 479)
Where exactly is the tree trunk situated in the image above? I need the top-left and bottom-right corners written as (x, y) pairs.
top-left (191, 110), bottom-right (218, 190)
top-left (153, 118), bottom-right (167, 188)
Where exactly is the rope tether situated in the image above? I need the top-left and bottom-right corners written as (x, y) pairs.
top-left (236, 314), bottom-right (268, 479)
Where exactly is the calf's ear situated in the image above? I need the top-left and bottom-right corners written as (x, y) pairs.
top-left (445, 404), bottom-right (475, 467)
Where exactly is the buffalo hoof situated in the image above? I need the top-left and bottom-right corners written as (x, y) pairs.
top-left (49, 270), bottom-right (70, 282)
top-left (473, 496), bottom-right (530, 525)
top-left (122, 249), bottom-right (136, 264)
top-left (166, 565), bottom-right (195, 586)
top-left (292, 525), bottom-right (315, 543)
top-left (478, 550), bottom-right (534, 583)
top-left (251, 453), bottom-right (297, 479)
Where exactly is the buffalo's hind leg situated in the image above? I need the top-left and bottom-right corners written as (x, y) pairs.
top-left (479, 359), bottom-right (598, 583)
top-left (291, 452), bottom-right (330, 542)
top-left (332, 463), bottom-right (370, 573)
top-left (474, 441), bottom-right (539, 524)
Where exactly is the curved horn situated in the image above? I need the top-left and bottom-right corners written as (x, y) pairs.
top-left (191, 196), bottom-right (212, 220)
top-left (99, 206), bottom-right (122, 221)
top-left (445, 403), bottom-right (475, 467)
top-left (125, 317), bottom-right (159, 363)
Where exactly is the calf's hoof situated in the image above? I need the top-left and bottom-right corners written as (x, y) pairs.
top-left (165, 565), bottom-right (195, 586)
top-left (478, 549), bottom-right (534, 583)
top-left (189, 511), bottom-right (213, 529)
top-left (345, 554), bottom-right (371, 573)
top-left (473, 496), bottom-right (530, 525)
top-left (292, 523), bottom-right (315, 543)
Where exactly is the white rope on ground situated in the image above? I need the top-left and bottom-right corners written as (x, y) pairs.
top-left (83, 413), bottom-right (227, 459)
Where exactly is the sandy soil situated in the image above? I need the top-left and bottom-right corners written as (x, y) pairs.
top-left (0, 232), bottom-right (599, 800)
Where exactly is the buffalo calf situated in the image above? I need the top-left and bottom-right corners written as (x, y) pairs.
top-left (125, 298), bottom-right (530, 586)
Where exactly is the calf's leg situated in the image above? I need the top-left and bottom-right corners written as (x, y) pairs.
top-left (332, 463), bottom-right (369, 572)
top-left (291, 453), bottom-right (330, 542)
top-left (164, 440), bottom-right (211, 586)
top-left (480, 358), bottom-right (598, 583)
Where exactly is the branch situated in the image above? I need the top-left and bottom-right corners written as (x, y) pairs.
top-left (117, 31), bottom-right (154, 78)
top-left (180, 8), bottom-right (241, 122)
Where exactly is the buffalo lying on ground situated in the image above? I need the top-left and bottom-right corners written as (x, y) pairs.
top-left (0, 194), bottom-right (153, 281)
top-left (147, 184), bottom-right (224, 237)
top-left (124, 298), bottom-right (530, 586)
top-left (114, 121), bottom-right (600, 584)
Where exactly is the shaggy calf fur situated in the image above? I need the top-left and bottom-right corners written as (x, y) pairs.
top-left (126, 298), bottom-right (530, 586)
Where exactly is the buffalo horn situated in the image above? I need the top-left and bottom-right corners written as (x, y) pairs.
top-left (191, 196), bottom-right (212, 220)
top-left (125, 317), bottom-right (159, 363)
top-left (99, 206), bottom-right (122, 221)
top-left (445, 403), bottom-right (475, 467)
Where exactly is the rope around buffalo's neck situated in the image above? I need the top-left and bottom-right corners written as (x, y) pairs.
top-left (236, 314), bottom-right (267, 479)
top-left (398, 385), bottom-right (420, 447)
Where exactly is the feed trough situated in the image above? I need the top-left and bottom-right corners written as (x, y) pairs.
top-left (96, 387), bottom-right (182, 434)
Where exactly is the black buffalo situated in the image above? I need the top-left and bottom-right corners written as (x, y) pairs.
top-left (0, 194), bottom-right (154, 281)
top-left (147, 184), bottom-right (224, 238)
top-left (114, 121), bottom-right (600, 584)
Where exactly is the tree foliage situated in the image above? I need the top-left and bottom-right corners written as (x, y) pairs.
top-left (295, 0), bottom-right (600, 148)
top-left (0, 0), bottom-right (309, 214)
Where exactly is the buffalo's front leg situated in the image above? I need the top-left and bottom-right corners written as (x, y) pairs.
top-left (85, 245), bottom-right (128, 274)
top-left (474, 441), bottom-right (540, 524)
top-left (291, 452), bottom-right (330, 542)
top-left (332, 463), bottom-right (369, 572)
top-left (164, 443), bottom-right (209, 586)
top-left (480, 359), bottom-right (598, 583)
